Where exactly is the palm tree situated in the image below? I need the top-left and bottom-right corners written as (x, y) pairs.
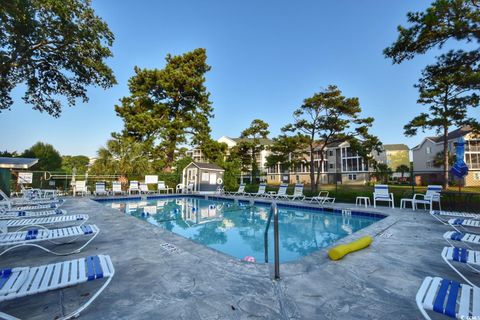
top-left (395, 164), bottom-right (410, 179)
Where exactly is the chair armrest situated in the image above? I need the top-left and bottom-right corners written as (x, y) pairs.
top-left (413, 194), bottom-right (425, 200)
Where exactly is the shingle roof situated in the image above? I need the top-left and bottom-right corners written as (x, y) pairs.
top-left (231, 137), bottom-right (274, 145)
top-left (192, 162), bottom-right (224, 171)
top-left (429, 126), bottom-right (473, 142)
top-left (383, 144), bottom-right (410, 151)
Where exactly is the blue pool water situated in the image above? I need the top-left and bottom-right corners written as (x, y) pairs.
top-left (99, 196), bottom-right (383, 263)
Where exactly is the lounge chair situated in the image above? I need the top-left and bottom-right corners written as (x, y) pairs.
top-left (157, 181), bottom-right (173, 194)
top-left (247, 183), bottom-right (267, 197)
top-left (430, 210), bottom-right (480, 224)
top-left (413, 185), bottom-right (442, 211)
top-left (444, 231), bottom-right (480, 249)
top-left (306, 191), bottom-right (336, 205)
top-left (441, 246), bottom-right (480, 287)
top-left (215, 186), bottom-right (225, 195)
top-left (416, 276), bottom-right (479, 319)
top-left (139, 183), bottom-right (155, 194)
top-left (94, 182), bottom-right (108, 196)
top-left (274, 183), bottom-right (289, 200)
top-left (0, 254), bottom-right (114, 320)
top-left (0, 189), bottom-right (62, 209)
top-left (225, 184), bottom-right (245, 196)
top-left (0, 214), bottom-right (88, 232)
top-left (287, 184), bottom-right (305, 201)
top-left (74, 181), bottom-right (89, 197)
top-left (373, 184), bottom-right (394, 208)
top-left (0, 208), bottom-right (67, 220)
top-left (111, 181), bottom-right (125, 195)
top-left (448, 218), bottom-right (480, 232)
top-left (128, 181), bottom-right (140, 195)
top-left (0, 224), bottom-right (99, 256)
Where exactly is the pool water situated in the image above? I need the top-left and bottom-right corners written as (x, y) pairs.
top-left (100, 197), bottom-right (382, 263)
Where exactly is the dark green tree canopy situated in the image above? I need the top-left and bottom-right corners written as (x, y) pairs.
top-left (266, 134), bottom-right (309, 171)
top-left (22, 142), bottom-right (62, 171)
top-left (61, 155), bottom-right (90, 174)
top-left (0, 0), bottom-right (116, 116)
top-left (115, 48), bottom-right (213, 170)
top-left (236, 119), bottom-right (270, 178)
top-left (384, 0), bottom-right (480, 64)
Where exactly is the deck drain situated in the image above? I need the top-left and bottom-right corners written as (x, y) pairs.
top-left (160, 242), bottom-right (180, 254)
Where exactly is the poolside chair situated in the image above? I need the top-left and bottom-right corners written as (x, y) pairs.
top-left (430, 210), bottom-right (480, 225)
top-left (247, 183), bottom-right (267, 197)
top-left (413, 185), bottom-right (442, 211)
top-left (215, 186), bottom-right (225, 195)
top-left (157, 181), bottom-right (173, 194)
top-left (1, 201), bottom-right (64, 213)
top-left (443, 231), bottom-right (480, 249)
top-left (373, 184), bottom-right (394, 208)
top-left (0, 208), bottom-right (67, 220)
top-left (128, 181), bottom-right (140, 195)
top-left (94, 182), bottom-right (108, 196)
top-left (416, 276), bottom-right (479, 319)
top-left (0, 214), bottom-right (88, 232)
top-left (287, 184), bottom-right (305, 201)
top-left (0, 189), bottom-right (61, 209)
top-left (448, 218), bottom-right (480, 233)
top-left (0, 224), bottom-right (99, 256)
top-left (139, 182), bottom-right (155, 195)
top-left (306, 191), bottom-right (336, 205)
top-left (441, 246), bottom-right (480, 287)
top-left (274, 183), bottom-right (289, 200)
top-left (226, 184), bottom-right (245, 196)
top-left (74, 181), bottom-right (88, 197)
top-left (111, 181), bottom-right (125, 195)
top-left (0, 254), bottom-right (114, 320)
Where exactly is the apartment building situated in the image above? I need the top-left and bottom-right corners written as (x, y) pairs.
top-left (412, 126), bottom-right (480, 186)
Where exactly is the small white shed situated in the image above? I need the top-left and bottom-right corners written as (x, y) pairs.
top-left (182, 162), bottom-right (225, 194)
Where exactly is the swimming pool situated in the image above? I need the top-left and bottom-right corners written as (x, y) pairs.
top-left (98, 196), bottom-right (384, 263)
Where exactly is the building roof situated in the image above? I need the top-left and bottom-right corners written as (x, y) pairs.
top-left (0, 157), bottom-right (38, 169)
top-left (190, 162), bottom-right (224, 171)
top-left (383, 144), bottom-right (410, 151)
top-left (231, 137), bottom-right (274, 145)
top-left (428, 126), bottom-right (473, 143)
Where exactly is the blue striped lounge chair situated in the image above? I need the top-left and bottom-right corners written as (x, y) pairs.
top-left (416, 276), bottom-right (480, 319)
top-left (444, 231), bottom-right (480, 250)
top-left (128, 181), bottom-right (140, 195)
top-left (0, 189), bottom-right (63, 210)
top-left (373, 184), bottom-right (394, 208)
top-left (0, 208), bottom-right (67, 220)
top-left (286, 184), bottom-right (305, 201)
top-left (247, 183), bottom-right (266, 197)
top-left (430, 210), bottom-right (480, 224)
top-left (94, 182), bottom-right (108, 196)
top-left (413, 185), bottom-right (442, 211)
top-left (0, 224), bottom-right (99, 256)
top-left (274, 184), bottom-right (289, 200)
top-left (441, 246), bottom-right (480, 287)
top-left (0, 255), bottom-right (114, 319)
top-left (0, 214), bottom-right (88, 233)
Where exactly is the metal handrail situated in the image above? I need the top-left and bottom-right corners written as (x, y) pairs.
top-left (264, 202), bottom-right (280, 279)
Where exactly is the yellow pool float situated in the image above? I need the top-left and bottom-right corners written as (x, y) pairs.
top-left (328, 236), bottom-right (373, 261)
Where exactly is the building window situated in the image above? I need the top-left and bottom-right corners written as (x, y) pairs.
top-left (474, 172), bottom-right (480, 181)
top-left (296, 175), bottom-right (300, 182)
top-left (348, 174), bottom-right (357, 180)
top-left (329, 150), bottom-right (333, 157)
top-left (329, 164), bottom-right (334, 169)
top-left (426, 161), bottom-right (432, 168)
top-left (426, 147), bottom-right (431, 154)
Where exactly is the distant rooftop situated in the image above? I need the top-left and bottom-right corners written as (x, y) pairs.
top-left (428, 126), bottom-right (474, 143)
top-left (191, 162), bottom-right (224, 171)
top-left (231, 137), bottom-right (274, 145)
top-left (0, 157), bottom-right (38, 169)
top-left (383, 144), bottom-right (409, 151)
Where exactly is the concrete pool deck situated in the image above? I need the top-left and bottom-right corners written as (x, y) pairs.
top-left (0, 195), bottom-right (474, 319)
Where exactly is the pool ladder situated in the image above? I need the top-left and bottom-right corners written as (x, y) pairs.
top-left (264, 202), bottom-right (280, 279)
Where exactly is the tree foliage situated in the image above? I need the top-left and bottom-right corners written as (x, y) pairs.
top-left (0, 0), bottom-right (116, 116)
top-left (236, 119), bottom-right (270, 179)
top-left (22, 142), bottom-right (62, 171)
top-left (282, 85), bottom-right (380, 192)
top-left (115, 48), bottom-right (213, 171)
top-left (265, 134), bottom-right (309, 172)
top-left (61, 155), bottom-right (90, 174)
top-left (395, 164), bottom-right (411, 178)
top-left (372, 163), bottom-right (393, 184)
top-left (384, 0), bottom-right (480, 64)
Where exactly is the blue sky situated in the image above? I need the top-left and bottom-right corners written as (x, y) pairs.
top-left (1, 0), bottom-right (478, 157)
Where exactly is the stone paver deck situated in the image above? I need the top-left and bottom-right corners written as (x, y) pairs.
top-left (0, 195), bottom-right (471, 319)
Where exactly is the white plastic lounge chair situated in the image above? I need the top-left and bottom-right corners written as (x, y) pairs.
top-left (247, 183), bottom-right (266, 197)
top-left (0, 214), bottom-right (88, 232)
top-left (1, 200), bottom-right (64, 212)
top-left (128, 181), bottom-right (140, 195)
top-left (306, 191), bottom-right (335, 205)
top-left (0, 224), bottom-right (99, 256)
top-left (444, 231), bottom-right (480, 249)
top-left (441, 246), bottom-right (480, 287)
top-left (225, 184), bottom-right (245, 196)
top-left (0, 189), bottom-right (61, 209)
top-left (287, 184), bottom-right (305, 201)
top-left (74, 181), bottom-right (88, 197)
top-left (416, 276), bottom-right (480, 319)
top-left (448, 218), bottom-right (480, 232)
top-left (0, 208), bottom-right (67, 220)
top-left (157, 181), bottom-right (173, 194)
top-left (0, 254), bottom-right (114, 320)
top-left (111, 181), bottom-right (125, 195)
top-left (373, 184), bottom-right (394, 208)
top-left (430, 210), bottom-right (480, 224)
top-left (414, 185), bottom-right (442, 211)
top-left (274, 184), bottom-right (289, 200)
top-left (215, 186), bottom-right (225, 195)
top-left (139, 183), bottom-right (154, 194)
top-left (94, 182), bottom-right (108, 196)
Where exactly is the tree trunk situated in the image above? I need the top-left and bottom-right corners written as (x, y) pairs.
top-left (442, 126), bottom-right (449, 189)
top-left (309, 145), bottom-right (316, 193)
top-left (315, 150), bottom-right (325, 192)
